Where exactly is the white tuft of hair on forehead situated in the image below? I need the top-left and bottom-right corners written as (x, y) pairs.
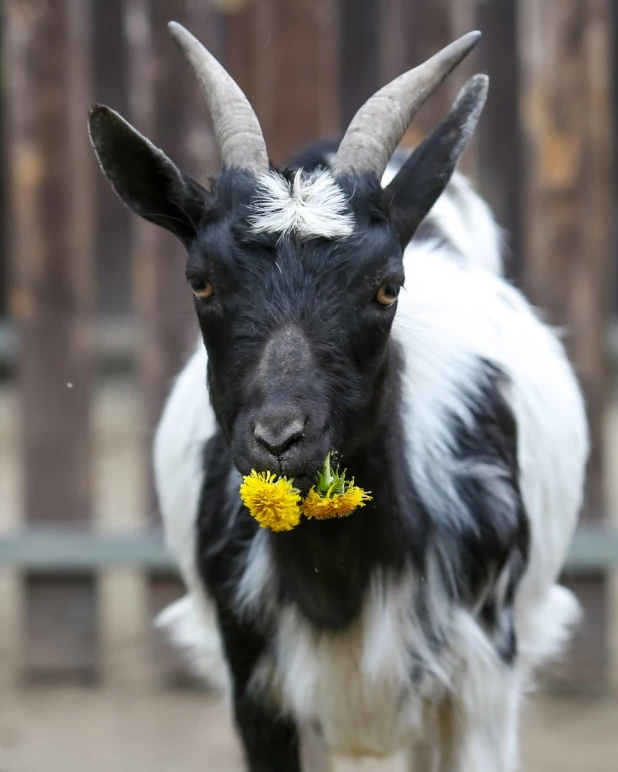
top-left (248, 169), bottom-right (355, 240)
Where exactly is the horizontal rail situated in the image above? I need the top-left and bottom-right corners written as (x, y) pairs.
top-left (0, 530), bottom-right (175, 572)
top-left (0, 525), bottom-right (617, 572)
top-left (563, 525), bottom-right (618, 570)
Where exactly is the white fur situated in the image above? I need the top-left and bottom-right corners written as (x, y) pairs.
top-left (394, 243), bottom-right (587, 616)
top-left (153, 172), bottom-right (587, 768)
top-left (153, 342), bottom-right (213, 592)
top-left (428, 173), bottom-right (504, 276)
top-left (155, 594), bottom-right (229, 694)
top-left (235, 537), bottom-right (528, 762)
top-left (152, 343), bottom-right (229, 693)
top-left (236, 537), bottom-right (442, 757)
top-left (249, 169), bottom-right (355, 240)
top-left (382, 159), bottom-right (504, 277)
top-left (260, 570), bottom-right (441, 758)
top-left (440, 615), bottom-right (523, 772)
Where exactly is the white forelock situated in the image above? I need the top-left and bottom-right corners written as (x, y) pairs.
top-left (248, 169), bottom-right (355, 240)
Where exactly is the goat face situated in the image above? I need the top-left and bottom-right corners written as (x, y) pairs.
top-left (88, 22), bottom-right (487, 483)
top-left (187, 169), bottom-right (404, 481)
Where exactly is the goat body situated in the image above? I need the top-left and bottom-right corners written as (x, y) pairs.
top-left (154, 160), bottom-right (586, 769)
top-left (90, 24), bottom-right (588, 772)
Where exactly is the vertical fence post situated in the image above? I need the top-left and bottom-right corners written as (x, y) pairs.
top-left (475, 0), bottom-right (522, 280)
top-left (340, 0), bottom-right (380, 128)
top-left (92, 0), bottom-right (150, 687)
top-left (380, 0), bottom-right (477, 167)
top-left (125, 0), bottom-right (221, 682)
top-left (93, 0), bottom-right (131, 316)
top-left (518, 0), bottom-right (614, 685)
top-left (4, 0), bottom-right (95, 678)
top-left (225, 0), bottom-right (340, 165)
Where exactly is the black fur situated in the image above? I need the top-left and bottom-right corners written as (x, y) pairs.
top-left (196, 359), bottom-right (528, 636)
top-left (88, 105), bottom-right (209, 244)
top-left (195, 354), bottom-right (529, 768)
top-left (283, 135), bottom-right (341, 172)
top-left (183, 168), bottom-right (406, 493)
top-left (445, 364), bottom-right (530, 663)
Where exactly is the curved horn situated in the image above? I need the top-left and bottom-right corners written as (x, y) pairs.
top-left (168, 21), bottom-right (269, 174)
top-left (331, 31), bottom-right (482, 178)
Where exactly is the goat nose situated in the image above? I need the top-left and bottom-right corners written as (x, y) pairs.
top-left (254, 417), bottom-right (305, 456)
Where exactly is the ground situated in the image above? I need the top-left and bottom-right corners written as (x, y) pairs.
top-left (0, 685), bottom-right (616, 772)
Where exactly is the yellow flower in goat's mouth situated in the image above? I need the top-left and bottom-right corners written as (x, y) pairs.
top-left (301, 452), bottom-right (372, 520)
top-left (239, 454), bottom-right (371, 531)
top-left (302, 485), bottom-right (371, 519)
top-left (239, 470), bottom-right (301, 532)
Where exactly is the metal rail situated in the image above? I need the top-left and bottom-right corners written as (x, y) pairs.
top-left (0, 525), bottom-right (617, 573)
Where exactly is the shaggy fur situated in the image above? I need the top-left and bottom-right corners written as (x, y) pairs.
top-left (91, 109), bottom-right (587, 772)
top-left (151, 157), bottom-right (586, 768)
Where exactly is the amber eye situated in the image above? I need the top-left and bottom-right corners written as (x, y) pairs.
top-left (189, 278), bottom-right (213, 300)
top-left (376, 283), bottom-right (401, 306)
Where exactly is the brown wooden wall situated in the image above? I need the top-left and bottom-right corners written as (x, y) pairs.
top-left (0, 0), bottom-right (615, 684)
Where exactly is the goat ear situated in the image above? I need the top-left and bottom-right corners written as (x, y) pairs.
top-left (88, 104), bottom-right (208, 245)
top-left (384, 75), bottom-right (488, 248)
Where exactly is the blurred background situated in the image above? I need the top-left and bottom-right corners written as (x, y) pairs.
top-left (0, 0), bottom-right (616, 770)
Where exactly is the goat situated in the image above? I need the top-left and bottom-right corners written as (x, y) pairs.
top-left (89, 22), bottom-right (588, 772)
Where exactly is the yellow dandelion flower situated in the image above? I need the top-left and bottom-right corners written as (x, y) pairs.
top-left (301, 452), bottom-right (372, 520)
top-left (239, 470), bottom-right (301, 532)
top-left (302, 485), bottom-right (371, 519)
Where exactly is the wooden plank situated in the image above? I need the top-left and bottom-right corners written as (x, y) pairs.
top-left (25, 574), bottom-right (97, 682)
top-left (226, 0), bottom-right (340, 164)
top-left (4, 0), bottom-right (96, 678)
top-left (93, 0), bottom-right (131, 315)
top-left (475, 0), bottom-right (522, 281)
top-left (518, 0), bottom-right (614, 684)
top-left (126, 0), bottom-right (218, 514)
top-left (0, 18), bottom-right (6, 318)
top-left (380, 0), bottom-right (477, 159)
top-left (125, 0), bottom-right (222, 683)
top-left (379, 0), bottom-right (410, 86)
top-left (340, 0), bottom-right (380, 128)
top-left (613, 0), bottom-right (618, 315)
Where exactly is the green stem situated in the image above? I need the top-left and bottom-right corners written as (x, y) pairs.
top-left (315, 451), bottom-right (348, 496)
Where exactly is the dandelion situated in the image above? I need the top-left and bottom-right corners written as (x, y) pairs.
top-left (301, 452), bottom-right (372, 520)
top-left (239, 470), bottom-right (302, 532)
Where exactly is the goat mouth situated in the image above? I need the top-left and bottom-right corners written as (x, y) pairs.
top-left (234, 456), bottom-right (317, 494)
top-left (275, 450), bottom-right (330, 486)
top-left (289, 472), bottom-right (314, 496)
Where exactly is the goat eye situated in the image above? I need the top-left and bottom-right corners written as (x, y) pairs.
top-left (376, 283), bottom-right (401, 306)
top-left (189, 278), bottom-right (213, 300)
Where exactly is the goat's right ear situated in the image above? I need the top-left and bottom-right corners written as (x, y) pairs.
top-left (88, 105), bottom-right (208, 245)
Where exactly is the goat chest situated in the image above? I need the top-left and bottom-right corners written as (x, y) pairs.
top-left (236, 532), bottom-right (448, 758)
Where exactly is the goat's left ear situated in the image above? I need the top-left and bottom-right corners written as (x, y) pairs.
top-left (88, 104), bottom-right (209, 245)
top-left (384, 74), bottom-right (488, 248)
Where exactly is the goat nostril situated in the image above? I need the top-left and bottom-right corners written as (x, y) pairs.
top-left (253, 418), bottom-right (305, 456)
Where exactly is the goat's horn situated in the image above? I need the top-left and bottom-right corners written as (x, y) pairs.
top-left (168, 21), bottom-right (269, 174)
top-left (332, 31), bottom-right (482, 178)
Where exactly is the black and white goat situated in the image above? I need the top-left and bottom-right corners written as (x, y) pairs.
top-left (89, 22), bottom-right (588, 772)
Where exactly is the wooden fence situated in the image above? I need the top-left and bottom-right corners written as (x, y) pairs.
top-left (0, 0), bottom-right (615, 687)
